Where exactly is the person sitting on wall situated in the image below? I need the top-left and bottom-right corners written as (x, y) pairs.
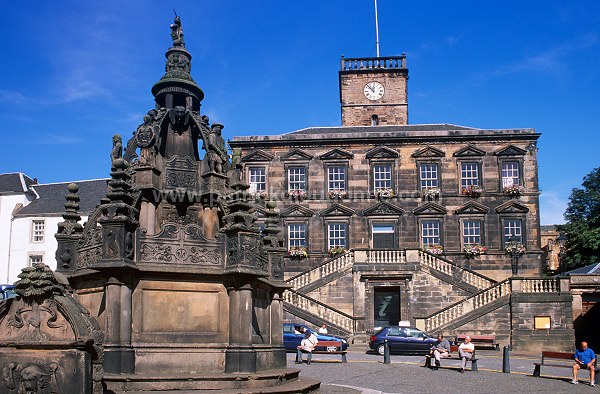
top-left (296, 331), bottom-right (318, 365)
top-left (424, 334), bottom-right (452, 370)
top-left (572, 341), bottom-right (596, 386)
top-left (318, 324), bottom-right (328, 334)
top-left (458, 336), bottom-right (475, 373)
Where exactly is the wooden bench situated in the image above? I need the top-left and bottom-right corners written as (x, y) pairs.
top-left (424, 345), bottom-right (478, 371)
top-left (456, 334), bottom-right (499, 350)
top-left (295, 340), bottom-right (347, 363)
top-left (533, 351), bottom-right (599, 383)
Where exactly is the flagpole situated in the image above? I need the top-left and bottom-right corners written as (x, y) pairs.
top-left (374, 0), bottom-right (380, 57)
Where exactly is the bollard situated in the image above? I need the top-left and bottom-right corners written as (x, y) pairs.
top-left (502, 345), bottom-right (510, 373)
top-left (383, 339), bottom-right (390, 364)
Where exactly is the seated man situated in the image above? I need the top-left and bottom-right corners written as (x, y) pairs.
top-left (425, 334), bottom-right (451, 370)
top-left (572, 341), bottom-right (596, 386)
top-left (296, 331), bottom-right (317, 365)
top-left (458, 336), bottom-right (475, 373)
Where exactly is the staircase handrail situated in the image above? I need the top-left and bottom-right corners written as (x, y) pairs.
top-left (286, 249), bottom-right (355, 291)
top-left (419, 249), bottom-right (496, 290)
top-left (417, 277), bottom-right (564, 332)
top-left (417, 278), bottom-right (512, 332)
top-left (283, 288), bottom-right (358, 333)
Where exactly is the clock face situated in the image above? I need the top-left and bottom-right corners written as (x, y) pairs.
top-left (364, 81), bottom-right (385, 100)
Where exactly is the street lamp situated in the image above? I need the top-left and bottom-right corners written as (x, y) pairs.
top-left (556, 232), bottom-right (567, 276)
top-left (508, 234), bottom-right (521, 276)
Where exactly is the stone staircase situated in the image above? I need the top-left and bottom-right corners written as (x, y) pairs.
top-left (283, 248), bottom-right (501, 335)
top-left (287, 250), bottom-right (355, 292)
top-left (414, 278), bottom-right (562, 333)
top-left (282, 289), bottom-right (359, 335)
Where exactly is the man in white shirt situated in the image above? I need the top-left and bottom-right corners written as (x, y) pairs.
top-left (458, 336), bottom-right (475, 373)
top-left (296, 331), bottom-right (318, 364)
top-left (318, 324), bottom-right (328, 334)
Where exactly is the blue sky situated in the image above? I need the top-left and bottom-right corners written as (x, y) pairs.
top-left (1, 1), bottom-right (599, 225)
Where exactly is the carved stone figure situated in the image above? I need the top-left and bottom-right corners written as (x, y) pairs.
top-left (58, 247), bottom-right (72, 269)
top-left (205, 123), bottom-right (228, 174)
top-left (167, 53), bottom-right (190, 73)
top-left (19, 364), bottom-right (56, 394)
top-left (111, 135), bottom-right (122, 163)
top-left (170, 15), bottom-right (185, 47)
top-left (106, 229), bottom-right (119, 258)
top-left (125, 232), bottom-right (134, 259)
top-left (165, 106), bottom-right (195, 159)
top-left (135, 115), bottom-right (157, 165)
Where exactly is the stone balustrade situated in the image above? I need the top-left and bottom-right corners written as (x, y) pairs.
top-left (520, 278), bottom-right (559, 293)
top-left (283, 290), bottom-right (355, 333)
top-left (287, 250), bottom-right (355, 291)
top-left (417, 277), bottom-right (564, 332)
top-left (340, 55), bottom-right (407, 71)
top-left (418, 279), bottom-right (511, 332)
top-left (418, 251), bottom-right (495, 290)
top-left (366, 249), bottom-right (406, 264)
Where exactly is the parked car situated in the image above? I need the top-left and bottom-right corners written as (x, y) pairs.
top-left (0, 285), bottom-right (16, 300)
top-left (283, 323), bottom-right (349, 352)
top-left (369, 326), bottom-right (437, 355)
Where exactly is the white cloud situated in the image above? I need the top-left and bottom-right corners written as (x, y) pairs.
top-left (540, 190), bottom-right (567, 225)
top-left (493, 34), bottom-right (598, 77)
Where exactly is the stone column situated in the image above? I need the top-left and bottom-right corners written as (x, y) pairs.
top-left (104, 277), bottom-right (135, 374)
top-left (225, 282), bottom-right (256, 373)
top-left (271, 291), bottom-right (284, 346)
top-left (141, 201), bottom-right (156, 236)
top-left (270, 290), bottom-right (287, 368)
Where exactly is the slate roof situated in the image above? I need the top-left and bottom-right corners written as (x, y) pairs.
top-left (230, 123), bottom-right (539, 146)
top-left (0, 173), bottom-right (35, 194)
top-left (566, 262), bottom-right (600, 275)
top-left (15, 179), bottom-right (109, 217)
top-left (285, 124), bottom-right (477, 135)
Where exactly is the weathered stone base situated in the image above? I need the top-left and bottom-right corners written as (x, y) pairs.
top-left (511, 328), bottom-right (575, 353)
top-left (102, 368), bottom-right (320, 393)
top-left (104, 345), bottom-right (135, 374)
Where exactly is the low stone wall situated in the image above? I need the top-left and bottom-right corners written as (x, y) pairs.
top-left (511, 292), bottom-right (575, 352)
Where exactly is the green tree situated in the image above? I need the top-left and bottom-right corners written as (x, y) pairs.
top-left (557, 167), bottom-right (600, 269)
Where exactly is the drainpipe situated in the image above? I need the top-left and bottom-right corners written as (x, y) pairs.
top-left (6, 203), bottom-right (25, 284)
top-left (6, 210), bottom-right (15, 284)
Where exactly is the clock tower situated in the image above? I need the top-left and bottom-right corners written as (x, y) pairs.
top-left (339, 54), bottom-right (408, 126)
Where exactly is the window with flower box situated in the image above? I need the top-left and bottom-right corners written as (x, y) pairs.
top-left (501, 161), bottom-right (520, 188)
top-left (373, 164), bottom-right (392, 192)
top-left (419, 163), bottom-right (439, 189)
top-left (462, 220), bottom-right (482, 246)
top-left (328, 223), bottom-right (347, 250)
top-left (248, 166), bottom-right (267, 194)
top-left (327, 165), bottom-right (347, 195)
top-left (503, 219), bottom-right (523, 245)
top-left (287, 166), bottom-right (307, 192)
top-left (460, 162), bottom-right (480, 188)
top-left (421, 220), bottom-right (440, 246)
top-left (288, 223), bottom-right (307, 248)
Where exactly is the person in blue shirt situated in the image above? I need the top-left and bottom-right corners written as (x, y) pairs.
top-left (572, 341), bottom-right (596, 386)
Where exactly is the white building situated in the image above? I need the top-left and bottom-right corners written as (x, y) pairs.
top-left (0, 173), bottom-right (108, 284)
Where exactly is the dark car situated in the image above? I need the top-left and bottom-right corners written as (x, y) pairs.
top-left (283, 323), bottom-right (349, 352)
top-left (0, 285), bottom-right (16, 300)
top-left (369, 326), bottom-right (437, 355)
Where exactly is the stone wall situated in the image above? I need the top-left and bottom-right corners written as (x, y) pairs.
top-left (511, 292), bottom-right (575, 352)
top-left (244, 129), bottom-right (542, 280)
top-left (340, 72), bottom-right (409, 126)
